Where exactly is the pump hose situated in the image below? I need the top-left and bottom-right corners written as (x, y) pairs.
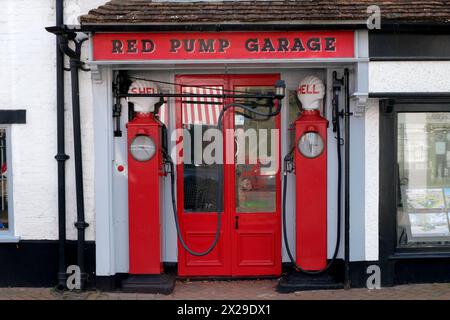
top-left (164, 153), bottom-right (222, 256)
top-left (282, 110), bottom-right (343, 275)
top-left (165, 102), bottom-right (282, 257)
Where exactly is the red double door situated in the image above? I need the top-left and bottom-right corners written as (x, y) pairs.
top-left (175, 74), bottom-right (281, 277)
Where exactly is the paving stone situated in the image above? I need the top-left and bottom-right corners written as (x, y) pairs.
top-left (0, 281), bottom-right (450, 300)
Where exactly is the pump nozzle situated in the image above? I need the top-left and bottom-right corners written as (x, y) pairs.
top-left (283, 147), bottom-right (295, 175)
top-left (332, 72), bottom-right (344, 132)
top-left (275, 80), bottom-right (286, 100)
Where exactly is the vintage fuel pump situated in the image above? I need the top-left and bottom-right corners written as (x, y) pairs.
top-left (118, 75), bottom-right (286, 293)
top-left (278, 74), bottom-right (345, 292)
top-left (294, 76), bottom-right (328, 271)
top-left (122, 80), bottom-right (175, 294)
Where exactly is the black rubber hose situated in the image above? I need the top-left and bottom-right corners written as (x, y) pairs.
top-left (166, 155), bottom-right (221, 256)
top-left (282, 106), bottom-right (343, 275)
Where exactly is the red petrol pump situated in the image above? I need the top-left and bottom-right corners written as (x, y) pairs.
top-left (295, 109), bottom-right (328, 270)
top-left (278, 75), bottom-right (344, 292)
top-left (122, 80), bottom-right (175, 294)
top-left (127, 112), bottom-right (163, 274)
top-left (295, 76), bottom-right (328, 270)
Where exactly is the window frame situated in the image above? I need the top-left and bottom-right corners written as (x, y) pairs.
top-left (380, 99), bottom-right (450, 260)
top-left (0, 125), bottom-right (18, 242)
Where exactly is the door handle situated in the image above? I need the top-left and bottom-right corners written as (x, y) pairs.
top-left (235, 216), bottom-right (239, 230)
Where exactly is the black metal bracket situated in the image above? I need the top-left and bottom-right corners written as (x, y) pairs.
top-left (112, 76), bottom-right (286, 136)
top-left (112, 71), bottom-right (133, 137)
top-left (74, 221), bottom-right (90, 230)
top-left (332, 72), bottom-right (345, 132)
top-left (55, 153), bottom-right (70, 162)
top-left (46, 26), bottom-right (91, 73)
top-left (117, 92), bottom-right (280, 100)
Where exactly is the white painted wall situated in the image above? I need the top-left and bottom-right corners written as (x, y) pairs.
top-left (370, 61), bottom-right (450, 93)
top-left (0, 0), bottom-right (105, 240)
top-left (364, 98), bottom-right (379, 261)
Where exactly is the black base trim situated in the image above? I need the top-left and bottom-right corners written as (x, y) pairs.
top-left (5, 242), bottom-right (448, 291)
top-left (122, 274), bottom-right (175, 295)
top-left (394, 258), bottom-right (450, 285)
top-left (282, 260), bottom-right (379, 289)
top-left (0, 240), bottom-right (95, 288)
top-left (277, 272), bottom-right (343, 293)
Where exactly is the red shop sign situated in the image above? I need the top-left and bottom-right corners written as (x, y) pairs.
top-left (92, 31), bottom-right (355, 61)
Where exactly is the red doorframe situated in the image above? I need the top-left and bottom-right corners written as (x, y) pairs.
top-left (175, 75), bottom-right (230, 276)
top-left (175, 74), bottom-right (281, 277)
top-left (228, 75), bottom-right (282, 277)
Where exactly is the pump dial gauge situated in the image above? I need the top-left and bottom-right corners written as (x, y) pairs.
top-left (298, 132), bottom-right (324, 159)
top-left (130, 135), bottom-right (156, 162)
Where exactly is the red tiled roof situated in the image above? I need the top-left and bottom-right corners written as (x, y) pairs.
top-left (80, 0), bottom-right (450, 25)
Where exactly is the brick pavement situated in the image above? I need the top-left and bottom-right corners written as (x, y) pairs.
top-left (0, 281), bottom-right (450, 300)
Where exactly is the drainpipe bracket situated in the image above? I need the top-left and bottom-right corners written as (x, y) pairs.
top-left (70, 59), bottom-right (83, 68)
top-left (55, 153), bottom-right (70, 162)
top-left (74, 221), bottom-right (89, 230)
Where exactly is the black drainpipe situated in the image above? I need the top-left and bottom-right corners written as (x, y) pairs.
top-left (343, 68), bottom-right (351, 288)
top-left (55, 0), bottom-right (68, 290)
top-left (58, 32), bottom-right (89, 290)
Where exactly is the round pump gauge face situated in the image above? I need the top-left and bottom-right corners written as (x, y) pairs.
top-left (130, 135), bottom-right (156, 162)
top-left (298, 132), bottom-right (324, 159)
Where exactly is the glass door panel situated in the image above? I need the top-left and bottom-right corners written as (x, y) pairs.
top-left (234, 86), bottom-right (277, 213)
top-left (181, 85), bottom-right (224, 213)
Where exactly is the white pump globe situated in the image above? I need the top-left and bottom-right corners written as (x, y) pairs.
top-left (297, 76), bottom-right (325, 111)
top-left (128, 80), bottom-right (161, 113)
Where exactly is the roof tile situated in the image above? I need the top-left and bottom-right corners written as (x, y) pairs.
top-left (80, 0), bottom-right (450, 25)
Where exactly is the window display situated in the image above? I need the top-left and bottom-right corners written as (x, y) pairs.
top-left (397, 113), bottom-right (450, 247)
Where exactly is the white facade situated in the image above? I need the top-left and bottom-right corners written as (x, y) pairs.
top-left (0, 0), bottom-right (106, 241)
top-left (0, 0), bottom-right (396, 277)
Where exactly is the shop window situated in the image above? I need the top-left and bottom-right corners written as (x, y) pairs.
top-left (0, 129), bottom-right (8, 231)
top-left (397, 112), bottom-right (450, 248)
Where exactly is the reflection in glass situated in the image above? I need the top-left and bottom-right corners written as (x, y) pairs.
top-left (397, 113), bottom-right (450, 247)
top-left (183, 125), bottom-right (223, 213)
top-left (235, 86), bottom-right (277, 213)
top-left (182, 86), bottom-right (224, 213)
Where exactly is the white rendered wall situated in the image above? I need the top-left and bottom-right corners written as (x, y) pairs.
top-left (0, 0), bottom-right (105, 240)
top-left (370, 61), bottom-right (450, 93)
top-left (364, 98), bottom-right (379, 261)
